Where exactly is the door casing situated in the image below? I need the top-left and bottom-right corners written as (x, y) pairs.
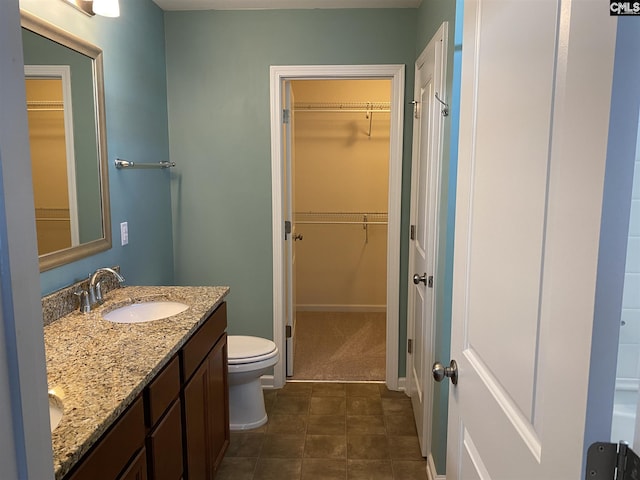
top-left (269, 64), bottom-right (405, 389)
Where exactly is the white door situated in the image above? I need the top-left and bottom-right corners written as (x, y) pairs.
top-left (407, 23), bottom-right (447, 457)
top-left (283, 80), bottom-right (297, 377)
top-left (445, 0), bottom-right (617, 478)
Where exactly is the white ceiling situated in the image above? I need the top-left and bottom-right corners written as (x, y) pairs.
top-left (153, 0), bottom-right (421, 11)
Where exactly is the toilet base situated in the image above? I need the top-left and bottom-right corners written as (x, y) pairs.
top-left (229, 414), bottom-right (268, 431)
top-left (228, 375), bottom-right (268, 431)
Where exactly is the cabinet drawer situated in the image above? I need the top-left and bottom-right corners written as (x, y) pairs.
top-left (67, 396), bottom-right (145, 480)
top-left (181, 302), bottom-right (227, 381)
top-left (145, 356), bottom-right (180, 427)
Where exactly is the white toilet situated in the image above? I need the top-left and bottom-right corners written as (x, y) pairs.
top-left (227, 335), bottom-right (279, 431)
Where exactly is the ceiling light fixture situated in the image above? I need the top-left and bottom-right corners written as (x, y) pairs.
top-left (92, 0), bottom-right (120, 17)
top-left (63, 0), bottom-right (120, 18)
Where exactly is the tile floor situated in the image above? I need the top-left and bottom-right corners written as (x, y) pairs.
top-left (217, 382), bottom-right (428, 480)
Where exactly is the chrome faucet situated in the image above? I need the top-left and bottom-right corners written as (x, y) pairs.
top-left (88, 267), bottom-right (125, 307)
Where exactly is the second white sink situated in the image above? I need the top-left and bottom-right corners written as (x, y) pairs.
top-left (103, 301), bottom-right (189, 324)
top-left (48, 391), bottom-right (63, 432)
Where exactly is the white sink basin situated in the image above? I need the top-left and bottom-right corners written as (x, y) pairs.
top-left (48, 392), bottom-right (63, 432)
top-left (103, 301), bottom-right (189, 324)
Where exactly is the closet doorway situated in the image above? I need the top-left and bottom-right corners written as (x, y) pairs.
top-left (270, 64), bottom-right (405, 390)
top-left (291, 79), bottom-right (391, 381)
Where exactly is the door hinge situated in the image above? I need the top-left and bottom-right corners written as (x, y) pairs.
top-left (411, 100), bottom-right (419, 119)
top-left (284, 220), bottom-right (292, 240)
top-left (410, 225), bottom-right (416, 241)
top-left (286, 325), bottom-right (292, 338)
top-left (586, 442), bottom-right (640, 480)
top-left (407, 339), bottom-right (413, 354)
top-left (428, 275), bottom-right (434, 288)
top-left (283, 108), bottom-right (290, 124)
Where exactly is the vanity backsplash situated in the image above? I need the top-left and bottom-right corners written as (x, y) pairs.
top-left (41, 266), bottom-right (122, 326)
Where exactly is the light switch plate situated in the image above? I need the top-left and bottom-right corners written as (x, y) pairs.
top-left (120, 222), bottom-right (128, 246)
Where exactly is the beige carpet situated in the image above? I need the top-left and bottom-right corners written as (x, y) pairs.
top-left (291, 311), bottom-right (386, 381)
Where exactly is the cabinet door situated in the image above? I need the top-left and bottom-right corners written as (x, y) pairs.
top-left (183, 334), bottom-right (229, 479)
top-left (184, 354), bottom-right (211, 479)
top-left (148, 400), bottom-right (183, 480)
top-left (118, 448), bottom-right (147, 480)
top-left (209, 336), bottom-right (229, 475)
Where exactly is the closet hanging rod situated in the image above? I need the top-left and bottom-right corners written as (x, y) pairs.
top-left (293, 102), bottom-right (390, 113)
top-left (295, 221), bottom-right (387, 225)
top-left (27, 107), bottom-right (64, 112)
top-left (115, 158), bottom-right (176, 169)
top-left (35, 207), bottom-right (70, 222)
top-left (294, 212), bottom-right (388, 244)
top-left (295, 211), bottom-right (387, 216)
top-left (294, 212), bottom-right (388, 225)
top-left (294, 109), bottom-right (391, 114)
top-left (26, 100), bottom-right (64, 112)
top-left (35, 217), bottom-right (70, 222)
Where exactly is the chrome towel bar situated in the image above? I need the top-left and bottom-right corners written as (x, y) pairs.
top-left (115, 158), bottom-right (176, 169)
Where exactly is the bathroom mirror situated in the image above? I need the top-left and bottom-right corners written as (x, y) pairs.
top-left (21, 10), bottom-right (111, 272)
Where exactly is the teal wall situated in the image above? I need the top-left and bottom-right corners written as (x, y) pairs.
top-left (415, 0), bottom-right (459, 475)
top-left (164, 9), bottom-right (417, 347)
top-left (19, 0), bottom-right (174, 295)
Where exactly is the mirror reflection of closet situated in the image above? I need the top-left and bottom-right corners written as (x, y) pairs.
top-left (25, 66), bottom-right (79, 255)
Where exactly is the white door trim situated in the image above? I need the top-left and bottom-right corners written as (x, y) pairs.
top-left (24, 64), bottom-right (80, 247)
top-left (269, 64), bottom-right (405, 389)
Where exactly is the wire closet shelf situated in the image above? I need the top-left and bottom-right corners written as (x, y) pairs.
top-left (26, 100), bottom-right (64, 112)
top-left (293, 102), bottom-right (391, 113)
top-left (294, 212), bottom-right (388, 244)
top-left (294, 211), bottom-right (388, 225)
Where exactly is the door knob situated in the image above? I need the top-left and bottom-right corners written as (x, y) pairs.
top-left (413, 273), bottom-right (427, 285)
top-left (293, 233), bottom-right (304, 241)
top-left (432, 360), bottom-right (458, 385)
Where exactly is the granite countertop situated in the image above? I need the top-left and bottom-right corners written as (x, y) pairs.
top-left (44, 285), bottom-right (230, 479)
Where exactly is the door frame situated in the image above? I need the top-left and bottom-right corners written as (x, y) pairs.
top-left (269, 64), bottom-right (405, 389)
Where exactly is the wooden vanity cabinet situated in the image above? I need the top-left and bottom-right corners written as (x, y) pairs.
top-left (63, 302), bottom-right (229, 480)
top-left (181, 302), bottom-right (230, 479)
top-left (66, 397), bottom-right (146, 480)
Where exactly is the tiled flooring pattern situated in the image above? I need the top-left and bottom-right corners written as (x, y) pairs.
top-left (217, 382), bottom-right (428, 480)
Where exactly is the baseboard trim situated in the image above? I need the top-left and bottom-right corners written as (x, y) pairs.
top-left (427, 454), bottom-right (445, 480)
top-left (261, 375), bottom-right (276, 389)
top-left (396, 376), bottom-right (407, 393)
top-left (268, 376), bottom-right (404, 391)
top-left (296, 304), bottom-right (386, 313)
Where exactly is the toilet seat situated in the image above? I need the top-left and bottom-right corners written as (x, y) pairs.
top-left (228, 335), bottom-right (278, 365)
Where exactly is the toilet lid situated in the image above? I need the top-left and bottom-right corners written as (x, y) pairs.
top-left (228, 335), bottom-right (278, 365)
